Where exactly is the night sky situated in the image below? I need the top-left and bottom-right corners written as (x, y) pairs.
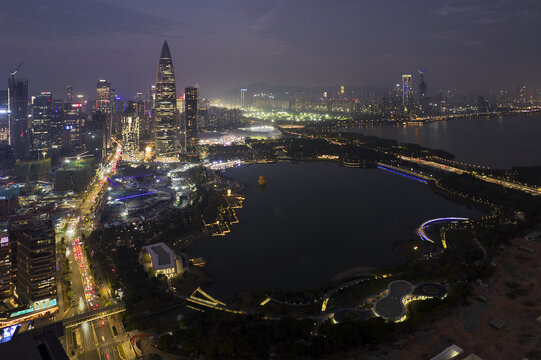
top-left (1, 0), bottom-right (540, 98)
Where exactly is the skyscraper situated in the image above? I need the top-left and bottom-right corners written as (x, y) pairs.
top-left (13, 217), bottom-right (56, 306)
top-left (240, 88), bottom-right (247, 107)
top-left (0, 224), bottom-right (11, 299)
top-left (66, 85), bottom-right (73, 102)
top-left (8, 77), bottom-right (30, 160)
top-left (401, 74), bottom-right (413, 112)
top-left (0, 90), bottom-right (9, 142)
top-left (154, 40), bottom-right (178, 157)
top-left (135, 91), bottom-right (144, 102)
top-left (418, 70), bottom-right (427, 99)
top-left (96, 80), bottom-right (111, 113)
top-left (32, 92), bottom-right (54, 159)
top-left (96, 80), bottom-right (112, 148)
top-left (149, 85), bottom-right (156, 109)
top-left (184, 86), bottom-right (198, 159)
top-left (122, 104), bottom-right (140, 160)
top-left (84, 111), bottom-right (106, 161)
top-left (417, 69), bottom-right (429, 115)
top-left (63, 102), bottom-right (85, 155)
top-left (52, 99), bottom-right (64, 150)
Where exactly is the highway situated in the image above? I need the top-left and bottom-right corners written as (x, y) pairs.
top-left (399, 155), bottom-right (541, 196)
top-left (57, 143), bottom-right (133, 359)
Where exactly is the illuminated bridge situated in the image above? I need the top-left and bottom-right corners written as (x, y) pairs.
top-left (63, 303), bottom-right (126, 328)
top-left (377, 163), bottom-right (431, 184)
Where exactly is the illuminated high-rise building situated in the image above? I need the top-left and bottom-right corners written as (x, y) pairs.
top-left (0, 224), bottom-right (11, 299)
top-left (418, 70), bottom-right (427, 99)
top-left (184, 86), bottom-right (198, 159)
top-left (122, 104), bottom-right (140, 160)
top-left (154, 40), bottom-right (178, 157)
top-left (240, 88), bottom-right (247, 107)
top-left (0, 90), bottom-right (8, 141)
top-left (31, 92), bottom-right (54, 159)
top-left (402, 74), bottom-right (413, 111)
top-left (63, 102), bottom-right (85, 155)
top-left (51, 99), bottom-right (64, 149)
top-left (96, 79), bottom-right (112, 148)
top-left (149, 85), bottom-right (156, 109)
top-left (176, 94), bottom-right (185, 114)
top-left (66, 85), bottom-right (73, 102)
top-left (96, 80), bottom-right (111, 113)
top-left (417, 69), bottom-right (429, 114)
top-left (8, 76), bottom-right (30, 160)
top-left (13, 217), bottom-right (56, 306)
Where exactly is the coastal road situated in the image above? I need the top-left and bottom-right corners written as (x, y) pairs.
top-left (399, 155), bottom-right (541, 196)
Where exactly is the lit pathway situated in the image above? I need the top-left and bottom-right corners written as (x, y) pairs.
top-left (399, 155), bottom-right (541, 196)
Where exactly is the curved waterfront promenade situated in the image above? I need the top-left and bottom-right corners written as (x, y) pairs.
top-left (417, 217), bottom-right (469, 244)
top-left (264, 274), bottom-right (377, 308)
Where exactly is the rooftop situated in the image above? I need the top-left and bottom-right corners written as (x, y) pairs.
top-left (144, 242), bottom-right (175, 270)
top-left (0, 187), bottom-right (19, 201)
top-left (429, 345), bottom-right (463, 360)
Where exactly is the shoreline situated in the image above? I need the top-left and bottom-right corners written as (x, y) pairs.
top-left (185, 161), bottom-right (482, 301)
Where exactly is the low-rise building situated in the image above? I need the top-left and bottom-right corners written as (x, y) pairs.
top-left (140, 242), bottom-right (184, 277)
top-left (524, 231), bottom-right (541, 242)
top-left (0, 187), bottom-right (19, 218)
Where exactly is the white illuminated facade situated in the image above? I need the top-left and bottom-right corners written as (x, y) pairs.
top-left (121, 115), bottom-right (140, 160)
top-left (402, 74), bottom-right (413, 110)
top-left (140, 242), bottom-right (184, 277)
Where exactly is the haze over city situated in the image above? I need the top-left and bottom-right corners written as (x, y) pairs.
top-left (2, 1), bottom-right (541, 360)
top-left (2, 0), bottom-right (541, 97)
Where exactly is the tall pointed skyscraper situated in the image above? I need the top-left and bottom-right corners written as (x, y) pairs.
top-left (8, 76), bottom-right (30, 160)
top-left (154, 40), bottom-right (178, 157)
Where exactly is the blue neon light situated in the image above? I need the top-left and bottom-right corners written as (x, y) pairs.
top-left (1, 324), bottom-right (20, 343)
top-left (114, 191), bottom-right (157, 202)
top-left (107, 177), bottom-right (117, 188)
top-left (377, 166), bottom-right (428, 184)
top-left (417, 217), bottom-right (469, 243)
top-left (120, 174), bottom-right (152, 179)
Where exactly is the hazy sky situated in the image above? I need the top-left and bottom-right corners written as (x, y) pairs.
top-left (1, 0), bottom-right (540, 98)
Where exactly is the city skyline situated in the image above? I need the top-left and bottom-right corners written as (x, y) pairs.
top-left (2, 0), bottom-right (541, 98)
top-left (1, 2), bottom-right (541, 359)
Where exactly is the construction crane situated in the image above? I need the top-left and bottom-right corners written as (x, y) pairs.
top-left (9, 61), bottom-right (24, 78)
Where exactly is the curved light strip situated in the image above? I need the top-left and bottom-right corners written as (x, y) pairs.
top-left (417, 217), bottom-right (469, 243)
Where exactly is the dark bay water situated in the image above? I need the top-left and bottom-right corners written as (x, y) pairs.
top-left (345, 113), bottom-right (541, 169)
top-left (189, 162), bottom-right (482, 299)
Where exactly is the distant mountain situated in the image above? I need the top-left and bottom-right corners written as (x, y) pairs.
top-left (219, 82), bottom-right (388, 101)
